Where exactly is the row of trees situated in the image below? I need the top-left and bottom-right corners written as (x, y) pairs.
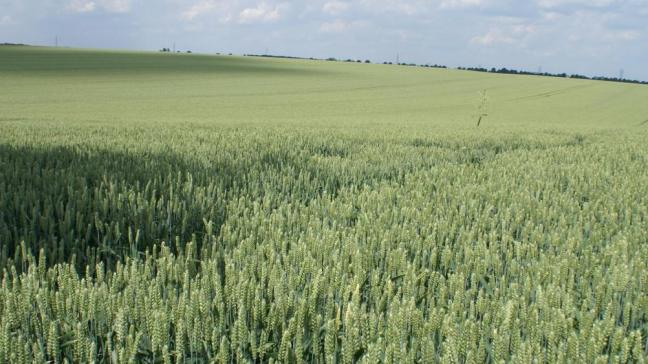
top-left (160, 48), bottom-right (192, 54)
top-left (382, 62), bottom-right (447, 68)
top-left (458, 66), bottom-right (648, 85)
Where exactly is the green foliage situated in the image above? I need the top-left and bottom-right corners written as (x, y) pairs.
top-left (0, 46), bottom-right (647, 363)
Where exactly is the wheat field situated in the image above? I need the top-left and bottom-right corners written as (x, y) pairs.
top-left (1, 45), bottom-right (647, 363)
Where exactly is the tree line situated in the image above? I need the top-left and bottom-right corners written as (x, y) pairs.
top-left (458, 66), bottom-right (648, 85)
top-left (247, 52), bottom-right (647, 85)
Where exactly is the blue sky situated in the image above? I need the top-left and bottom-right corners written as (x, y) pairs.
top-left (2, 0), bottom-right (647, 80)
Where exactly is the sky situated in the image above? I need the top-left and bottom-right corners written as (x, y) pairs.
top-left (1, 0), bottom-right (647, 80)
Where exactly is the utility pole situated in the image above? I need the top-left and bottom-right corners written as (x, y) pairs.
top-left (55, 36), bottom-right (58, 47)
top-left (173, 42), bottom-right (176, 53)
top-left (396, 53), bottom-right (400, 64)
top-left (619, 69), bottom-right (624, 80)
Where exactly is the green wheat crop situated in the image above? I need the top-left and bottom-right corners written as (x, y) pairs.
top-left (0, 46), bottom-right (647, 363)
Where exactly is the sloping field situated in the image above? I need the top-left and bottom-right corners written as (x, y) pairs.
top-left (2, 46), bottom-right (647, 128)
top-left (1, 46), bottom-right (647, 363)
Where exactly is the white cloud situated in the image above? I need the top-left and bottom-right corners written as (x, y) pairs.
top-left (68, 0), bottom-right (96, 13)
top-left (99, 0), bottom-right (130, 13)
top-left (471, 23), bottom-right (536, 45)
top-left (537, 0), bottom-right (618, 8)
top-left (542, 11), bottom-right (563, 20)
top-left (358, 0), bottom-right (421, 15)
top-left (182, 0), bottom-right (218, 21)
top-left (179, 1), bottom-right (308, 24)
top-left (319, 19), bottom-right (367, 33)
top-left (0, 15), bottom-right (15, 26)
top-left (322, 1), bottom-right (350, 15)
top-left (67, 0), bottom-right (130, 13)
top-left (471, 30), bottom-right (515, 45)
top-left (440, 0), bottom-right (484, 9)
top-left (319, 19), bottom-right (349, 33)
top-left (603, 29), bottom-right (640, 41)
top-left (512, 24), bottom-right (537, 34)
top-left (238, 3), bottom-right (283, 24)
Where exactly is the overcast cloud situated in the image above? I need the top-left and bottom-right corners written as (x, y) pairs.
top-left (1, 0), bottom-right (646, 79)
